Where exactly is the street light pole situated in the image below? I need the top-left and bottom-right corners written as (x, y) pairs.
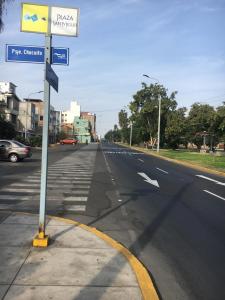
top-left (129, 121), bottom-right (133, 147)
top-left (157, 95), bottom-right (161, 153)
top-left (143, 74), bottom-right (161, 152)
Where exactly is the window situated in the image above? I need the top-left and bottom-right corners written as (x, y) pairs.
top-left (40, 116), bottom-right (43, 121)
top-left (0, 141), bottom-right (11, 147)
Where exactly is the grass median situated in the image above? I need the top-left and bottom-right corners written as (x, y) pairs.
top-left (120, 143), bottom-right (225, 174)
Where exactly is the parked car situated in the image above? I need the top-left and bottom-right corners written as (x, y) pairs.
top-left (60, 138), bottom-right (78, 145)
top-left (0, 140), bottom-right (32, 163)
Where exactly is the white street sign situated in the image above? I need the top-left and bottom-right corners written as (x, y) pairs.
top-left (51, 7), bottom-right (79, 36)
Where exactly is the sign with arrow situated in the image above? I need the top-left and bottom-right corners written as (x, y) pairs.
top-left (6, 44), bottom-right (69, 65)
top-left (138, 172), bottom-right (159, 188)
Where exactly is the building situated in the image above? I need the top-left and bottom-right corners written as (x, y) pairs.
top-left (74, 116), bottom-right (91, 143)
top-left (80, 112), bottom-right (96, 141)
top-left (50, 109), bottom-right (61, 143)
top-left (23, 98), bottom-right (44, 136)
top-left (0, 82), bottom-right (20, 130)
top-left (18, 101), bottom-right (36, 138)
top-left (23, 98), bottom-right (60, 142)
top-left (61, 101), bottom-right (80, 124)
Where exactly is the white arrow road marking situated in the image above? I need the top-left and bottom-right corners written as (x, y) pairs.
top-left (138, 159), bottom-right (144, 163)
top-left (196, 175), bottom-right (225, 186)
top-left (138, 172), bottom-right (159, 188)
top-left (203, 190), bottom-right (225, 201)
top-left (156, 167), bottom-right (168, 174)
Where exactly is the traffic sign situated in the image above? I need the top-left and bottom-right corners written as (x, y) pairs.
top-left (46, 61), bottom-right (58, 92)
top-left (6, 45), bottom-right (69, 65)
top-left (52, 47), bottom-right (69, 65)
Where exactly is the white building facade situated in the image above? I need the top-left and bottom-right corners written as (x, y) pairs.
top-left (0, 82), bottom-right (20, 130)
top-left (61, 101), bottom-right (80, 124)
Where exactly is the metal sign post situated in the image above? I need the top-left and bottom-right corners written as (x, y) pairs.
top-left (33, 33), bottom-right (52, 246)
top-left (19, 2), bottom-right (79, 247)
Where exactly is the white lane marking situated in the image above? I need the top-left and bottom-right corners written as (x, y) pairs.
top-left (0, 195), bottom-right (31, 200)
top-left (118, 199), bottom-right (122, 202)
top-left (0, 188), bottom-right (89, 194)
top-left (138, 159), bottom-right (144, 163)
top-left (203, 190), bottom-right (225, 201)
top-left (64, 205), bottom-right (86, 211)
top-left (50, 184), bottom-right (90, 189)
top-left (104, 151), bottom-right (144, 155)
top-left (138, 172), bottom-right (159, 188)
top-left (64, 197), bottom-right (88, 202)
top-left (0, 188), bottom-right (39, 193)
top-left (156, 167), bottom-right (168, 174)
top-left (196, 175), bottom-right (225, 186)
top-left (0, 204), bottom-right (12, 209)
top-left (24, 179), bottom-right (91, 184)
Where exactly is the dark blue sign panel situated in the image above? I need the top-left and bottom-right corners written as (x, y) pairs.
top-left (6, 45), bottom-right (44, 63)
top-left (52, 47), bottom-right (69, 65)
top-left (6, 45), bottom-right (69, 65)
top-left (46, 61), bottom-right (58, 92)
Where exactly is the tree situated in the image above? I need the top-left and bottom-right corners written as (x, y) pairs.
top-left (0, 0), bottom-right (14, 32)
top-left (105, 128), bottom-right (121, 142)
top-left (118, 109), bottom-right (129, 143)
top-left (0, 119), bottom-right (16, 139)
top-left (165, 107), bottom-right (187, 149)
top-left (215, 102), bottom-right (225, 149)
top-left (187, 103), bottom-right (217, 150)
top-left (129, 83), bottom-right (177, 146)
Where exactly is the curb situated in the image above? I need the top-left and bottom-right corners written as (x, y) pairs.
top-left (49, 215), bottom-right (159, 300)
top-left (120, 144), bottom-right (225, 178)
top-left (8, 211), bottom-right (159, 299)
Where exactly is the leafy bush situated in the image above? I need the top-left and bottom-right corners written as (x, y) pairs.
top-left (29, 136), bottom-right (42, 147)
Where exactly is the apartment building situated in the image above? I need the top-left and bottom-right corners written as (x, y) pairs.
top-left (61, 101), bottom-right (80, 124)
top-left (0, 82), bottom-right (20, 130)
top-left (80, 112), bottom-right (96, 141)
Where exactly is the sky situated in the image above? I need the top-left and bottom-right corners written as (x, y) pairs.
top-left (1, 0), bottom-right (225, 136)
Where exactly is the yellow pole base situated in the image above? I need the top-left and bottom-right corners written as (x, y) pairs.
top-left (33, 232), bottom-right (49, 247)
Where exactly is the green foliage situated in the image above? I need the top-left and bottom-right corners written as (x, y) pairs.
top-left (118, 109), bottom-right (129, 143)
top-left (57, 131), bottom-right (67, 141)
top-left (216, 103), bottom-right (225, 142)
top-left (29, 136), bottom-right (42, 147)
top-left (0, 119), bottom-right (16, 139)
top-left (165, 108), bottom-right (187, 149)
top-left (129, 83), bottom-right (177, 145)
top-left (105, 129), bottom-right (121, 142)
top-left (106, 85), bottom-right (225, 151)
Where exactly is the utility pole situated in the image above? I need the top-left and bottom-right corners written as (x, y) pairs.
top-left (157, 95), bottom-right (161, 153)
top-left (129, 121), bottom-right (133, 147)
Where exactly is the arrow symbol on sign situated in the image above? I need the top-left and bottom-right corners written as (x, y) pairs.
top-left (138, 172), bottom-right (159, 188)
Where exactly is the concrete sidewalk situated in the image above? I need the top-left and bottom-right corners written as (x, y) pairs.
top-left (0, 212), bottom-right (158, 300)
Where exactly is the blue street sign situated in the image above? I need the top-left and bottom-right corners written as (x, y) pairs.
top-left (6, 45), bottom-right (44, 63)
top-left (46, 61), bottom-right (58, 92)
top-left (6, 45), bottom-right (69, 65)
top-left (52, 47), bottom-right (69, 65)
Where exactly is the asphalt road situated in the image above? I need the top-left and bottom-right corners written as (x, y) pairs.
top-left (0, 142), bottom-right (225, 300)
